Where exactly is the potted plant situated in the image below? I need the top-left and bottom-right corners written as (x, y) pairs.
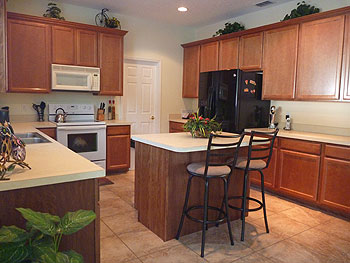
top-left (213, 22), bottom-right (245, 37)
top-left (0, 208), bottom-right (96, 262)
top-left (43, 2), bottom-right (65, 20)
top-left (184, 111), bottom-right (221, 138)
top-left (282, 1), bottom-right (320, 21)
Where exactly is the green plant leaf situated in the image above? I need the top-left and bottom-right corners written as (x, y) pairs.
top-left (0, 225), bottom-right (28, 243)
top-left (0, 241), bottom-right (30, 263)
top-left (31, 236), bottom-right (55, 262)
top-left (59, 210), bottom-right (96, 235)
top-left (16, 208), bottom-right (58, 236)
top-left (56, 252), bottom-right (70, 263)
top-left (63, 250), bottom-right (84, 263)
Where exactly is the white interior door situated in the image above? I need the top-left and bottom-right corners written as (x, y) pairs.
top-left (123, 59), bottom-right (160, 135)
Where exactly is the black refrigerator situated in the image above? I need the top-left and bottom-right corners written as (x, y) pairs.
top-left (198, 69), bottom-right (270, 133)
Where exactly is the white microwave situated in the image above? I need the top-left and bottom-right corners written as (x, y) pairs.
top-left (52, 64), bottom-right (100, 92)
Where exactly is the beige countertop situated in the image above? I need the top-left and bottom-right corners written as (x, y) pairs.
top-left (13, 120), bottom-right (131, 127)
top-left (245, 128), bottom-right (350, 146)
top-left (0, 122), bottom-right (105, 192)
top-left (132, 132), bottom-right (252, 152)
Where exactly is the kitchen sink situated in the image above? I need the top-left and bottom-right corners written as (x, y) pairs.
top-left (16, 132), bottom-right (51, 144)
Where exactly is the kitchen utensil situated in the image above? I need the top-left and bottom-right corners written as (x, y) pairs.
top-left (269, 106), bottom-right (277, 129)
top-left (55, 108), bottom-right (68, 123)
top-left (32, 101), bottom-right (46, 122)
top-left (0, 107), bottom-right (9, 124)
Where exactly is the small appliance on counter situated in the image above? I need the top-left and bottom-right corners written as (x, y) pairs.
top-left (284, 114), bottom-right (292, 130)
top-left (32, 101), bottom-right (46, 122)
top-left (268, 106), bottom-right (278, 129)
top-left (181, 109), bottom-right (192, 119)
top-left (0, 106), bottom-right (9, 124)
top-left (48, 104), bottom-right (106, 169)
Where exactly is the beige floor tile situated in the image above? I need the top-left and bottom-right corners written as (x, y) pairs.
top-left (231, 221), bottom-right (285, 251)
top-left (315, 217), bottom-right (350, 242)
top-left (250, 213), bottom-right (310, 237)
top-left (180, 225), bottom-right (253, 262)
top-left (140, 244), bottom-right (207, 263)
top-left (290, 228), bottom-right (350, 262)
top-left (262, 195), bottom-right (296, 213)
top-left (100, 196), bottom-right (136, 219)
top-left (259, 239), bottom-right (328, 263)
top-left (280, 206), bottom-right (334, 227)
top-left (100, 235), bottom-right (137, 263)
top-left (232, 252), bottom-right (274, 263)
top-left (100, 220), bottom-right (115, 239)
top-left (99, 189), bottom-right (119, 201)
top-left (118, 227), bottom-right (181, 257)
top-left (102, 210), bottom-right (148, 236)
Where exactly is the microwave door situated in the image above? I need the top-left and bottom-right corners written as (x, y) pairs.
top-left (53, 71), bottom-right (92, 91)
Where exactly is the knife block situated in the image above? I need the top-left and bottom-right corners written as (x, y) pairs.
top-left (97, 109), bottom-right (105, 121)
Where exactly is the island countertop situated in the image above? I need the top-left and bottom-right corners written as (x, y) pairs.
top-left (0, 122), bottom-right (105, 192)
top-left (132, 132), bottom-right (251, 152)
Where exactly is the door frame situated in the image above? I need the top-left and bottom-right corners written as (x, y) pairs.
top-left (122, 57), bottom-right (162, 134)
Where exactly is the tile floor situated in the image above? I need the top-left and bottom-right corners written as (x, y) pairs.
top-left (100, 171), bottom-right (350, 263)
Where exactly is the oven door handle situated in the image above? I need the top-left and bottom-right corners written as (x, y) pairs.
top-left (57, 126), bottom-right (106, 131)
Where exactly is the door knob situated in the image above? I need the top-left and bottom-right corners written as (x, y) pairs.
top-left (150, 115), bottom-right (155, 120)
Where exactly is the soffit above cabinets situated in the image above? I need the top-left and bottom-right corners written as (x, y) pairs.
top-left (60, 0), bottom-right (294, 26)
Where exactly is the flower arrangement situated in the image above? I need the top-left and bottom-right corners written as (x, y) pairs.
top-left (0, 122), bottom-right (30, 180)
top-left (43, 2), bottom-right (65, 20)
top-left (105, 17), bottom-right (121, 29)
top-left (184, 111), bottom-right (222, 138)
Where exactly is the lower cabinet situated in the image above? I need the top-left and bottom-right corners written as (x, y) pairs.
top-left (37, 127), bottom-right (56, 140)
top-left (106, 126), bottom-right (130, 172)
top-left (169, 121), bottom-right (185, 133)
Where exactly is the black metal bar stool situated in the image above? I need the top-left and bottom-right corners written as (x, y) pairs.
top-left (227, 129), bottom-right (279, 241)
top-left (175, 132), bottom-right (245, 258)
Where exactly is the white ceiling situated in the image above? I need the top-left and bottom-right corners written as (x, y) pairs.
top-left (60, 0), bottom-right (295, 27)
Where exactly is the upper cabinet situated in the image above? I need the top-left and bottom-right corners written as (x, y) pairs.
top-left (7, 18), bottom-right (51, 93)
top-left (342, 14), bottom-right (350, 101)
top-left (218, 38), bottom-right (239, 71)
top-left (239, 32), bottom-right (263, 71)
top-left (182, 45), bottom-right (200, 98)
top-left (99, 33), bottom-right (124, 96)
top-left (6, 12), bottom-right (127, 94)
top-left (76, 29), bottom-right (98, 67)
top-left (262, 25), bottom-right (299, 100)
top-left (200, 41), bottom-right (219, 72)
top-left (52, 26), bottom-right (76, 65)
top-left (296, 16), bottom-right (345, 100)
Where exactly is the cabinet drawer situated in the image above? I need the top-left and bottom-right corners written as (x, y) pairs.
top-left (169, 121), bottom-right (185, 132)
top-left (107, 125), bottom-right (130, 136)
top-left (280, 138), bottom-right (321, 155)
top-left (325, 144), bottom-right (350, 161)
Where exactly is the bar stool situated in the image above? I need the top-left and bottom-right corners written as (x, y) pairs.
top-left (175, 132), bottom-right (245, 258)
top-left (227, 129), bottom-right (279, 241)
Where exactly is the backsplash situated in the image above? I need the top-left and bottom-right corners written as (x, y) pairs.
top-left (0, 92), bottom-right (118, 122)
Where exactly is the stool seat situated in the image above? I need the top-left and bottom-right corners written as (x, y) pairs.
top-left (187, 162), bottom-right (231, 176)
top-left (235, 157), bottom-right (266, 169)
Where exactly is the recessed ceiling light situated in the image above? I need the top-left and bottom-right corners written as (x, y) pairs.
top-left (178, 7), bottom-right (188, 12)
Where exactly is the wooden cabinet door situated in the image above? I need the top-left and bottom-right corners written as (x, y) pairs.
top-left (107, 135), bottom-right (130, 171)
top-left (99, 33), bottom-right (123, 95)
top-left (278, 149), bottom-right (320, 201)
top-left (262, 25), bottom-right (298, 100)
top-left (342, 14), bottom-right (350, 100)
top-left (182, 45), bottom-right (200, 98)
top-left (320, 157), bottom-right (350, 214)
top-left (296, 16), bottom-right (345, 100)
top-left (250, 147), bottom-right (277, 189)
top-left (239, 32), bottom-right (263, 71)
top-left (219, 38), bottom-right (239, 70)
top-left (169, 121), bottom-right (185, 133)
top-left (7, 19), bottom-right (51, 93)
top-left (76, 29), bottom-right (98, 67)
top-left (37, 128), bottom-right (56, 140)
top-left (52, 25), bottom-right (75, 65)
top-left (200, 41), bottom-right (219, 72)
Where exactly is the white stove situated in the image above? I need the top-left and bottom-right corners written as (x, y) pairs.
top-left (49, 104), bottom-right (106, 169)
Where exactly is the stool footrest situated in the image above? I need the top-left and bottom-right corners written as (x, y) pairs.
top-left (227, 196), bottom-right (263, 212)
top-left (185, 205), bottom-right (227, 224)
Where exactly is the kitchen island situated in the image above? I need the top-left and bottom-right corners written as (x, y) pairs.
top-left (132, 132), bottom-right (250, 241)
top-left (0, 123), bottom-right (105, 263)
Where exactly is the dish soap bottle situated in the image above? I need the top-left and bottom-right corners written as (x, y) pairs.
top-left (112, 100), bottom-right (116, 120)
top-left (284, 114), bottom-right (291, 130)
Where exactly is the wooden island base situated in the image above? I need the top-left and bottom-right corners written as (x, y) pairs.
top-left (135, 142), bottom-right (248, 241)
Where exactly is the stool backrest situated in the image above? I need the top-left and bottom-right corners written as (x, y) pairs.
top-left (204, 132), bottom-right (245, 178)
top-left (245, 129), bottom-right (279, 171)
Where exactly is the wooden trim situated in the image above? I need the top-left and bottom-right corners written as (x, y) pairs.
top-left (182, 7), bottom-right (350, 48)
top-left (107, 125), bottom-right (130, 136)
top-left (342, 14), bottom-right (350, 100)
top-left (7, 12), bottom-right (128, 36)
top-left (0, 0), bottom-right (6, 93)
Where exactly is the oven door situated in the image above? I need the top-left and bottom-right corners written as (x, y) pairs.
top-left (57, 125), bottom-right (106, 162)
